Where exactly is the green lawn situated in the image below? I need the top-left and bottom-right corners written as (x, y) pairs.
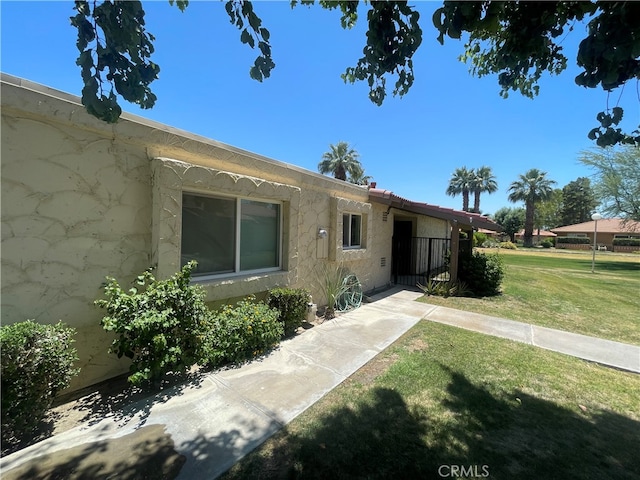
top-left (420, 248), bottom-right (640, 345)
top-left (221, 321), bottom-right (640, 479)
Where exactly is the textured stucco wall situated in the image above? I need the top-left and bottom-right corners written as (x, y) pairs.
top-left (2, 94), bottom-right (153, 390)
top-left (416, 215), bottom-right (450, 239)
top-left (1, 77), bottom-right (395, 392)
top-left (3, 75), bottom-right (458, 393)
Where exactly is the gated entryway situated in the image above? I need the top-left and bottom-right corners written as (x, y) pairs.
top-left (391, 235), bottom-right (450, 287)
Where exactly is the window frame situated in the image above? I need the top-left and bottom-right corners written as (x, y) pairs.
top-left (342, 212), bottom-right (363, 249)
top-left (181, 191), bottom-right (283, 280)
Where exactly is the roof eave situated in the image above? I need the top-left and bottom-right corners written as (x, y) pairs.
top-left (369, 188), bottom-right (503, 232)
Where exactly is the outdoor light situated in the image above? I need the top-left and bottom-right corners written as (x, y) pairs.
top-left (318, 228), bottom-right (328, 239)
top-left (591, 213), bottom-right (603, 273)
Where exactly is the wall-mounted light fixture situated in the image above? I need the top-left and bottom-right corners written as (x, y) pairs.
top-left (318, 228), bottom-right (328, 239)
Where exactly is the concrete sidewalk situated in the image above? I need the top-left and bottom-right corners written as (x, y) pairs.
top-left (1, 287), bottom-right (638, 479)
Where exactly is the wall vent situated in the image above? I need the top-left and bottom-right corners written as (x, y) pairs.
top-left (380, 257), bottom-right (386, 267)
top-left (382, 211), bottom-right (388, 222)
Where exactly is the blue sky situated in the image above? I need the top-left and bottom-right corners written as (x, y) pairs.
top-left (2, 1), bottom-right (637, 215)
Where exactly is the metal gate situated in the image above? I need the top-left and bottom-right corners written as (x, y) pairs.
top-left (392, 237), bottom-right (450, 287)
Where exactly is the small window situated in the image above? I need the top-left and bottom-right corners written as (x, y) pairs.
top-left (182, 193), bottom-right (281, 277)
top-left (343, 213), bottom-right (362, 248)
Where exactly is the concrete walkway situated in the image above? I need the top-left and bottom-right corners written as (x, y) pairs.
top-left (1, 287), bottom-right (638, 479)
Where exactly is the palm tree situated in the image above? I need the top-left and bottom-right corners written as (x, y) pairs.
top-left (318, 141), bottom-right (363, 181)
top-left (471, 166), bottom-right (498, 213)
top-left (508, 169), bottom-right (557, 247)
top-left (446, 167), bottom-right (475, 212)
top-left (347, 164), bottom-right (373, 185)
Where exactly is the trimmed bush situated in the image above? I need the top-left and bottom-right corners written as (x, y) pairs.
top-left (499, 241), bottom-right (517, 249)
top-left (201, 297), bottom-right (283, 368)
top-left (95, 261), bottom-right (209, 387)
top-left (557, 237), bottom-right (591, 244)
top-left (459, 251), bottom-right (505, 297)
top-left (1, 320), bottom-right (79, 446)
top-left (267, 287), bottom-right (311, 336)
top-left (541, 239), bottom-right (554, 248)
top-left (613, 238), bottom-right (640, 246)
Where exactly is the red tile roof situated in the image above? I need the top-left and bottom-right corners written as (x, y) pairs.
top-left (551, 218), bottom-right (640, 234)
top-left (515, 229), bottom-right (557, 237)
top-left (368, 188), bottom-right (502, 232)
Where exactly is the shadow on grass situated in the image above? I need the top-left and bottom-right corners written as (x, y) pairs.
top-left (573, 258), bottom-right (640, 273)
top-left (223, 367), bottom-right (640, 480)
top-left (4, 364), bottom-right (638, 479)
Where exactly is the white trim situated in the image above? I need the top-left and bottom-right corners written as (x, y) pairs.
top-left (181, 192), bottom-right (283, 278)
top-left (151, 157), bottom-right (300, 301)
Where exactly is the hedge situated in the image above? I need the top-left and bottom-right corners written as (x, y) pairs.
top-left (613, 238), bottom-right (640, 246)
top-left (557, 237), bottom-right (591, 244)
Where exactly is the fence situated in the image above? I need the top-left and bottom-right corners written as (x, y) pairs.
top-left (392, 237), bottom-right (450, 287)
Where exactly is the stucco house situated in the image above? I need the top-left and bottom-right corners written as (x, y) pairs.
top-left (1, 74), bottom-right (501, 392)
top-left (551, 218), bottom-right (640, 252)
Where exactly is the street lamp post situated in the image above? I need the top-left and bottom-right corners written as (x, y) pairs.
top-left (591, 213), bottom-right (602, 273)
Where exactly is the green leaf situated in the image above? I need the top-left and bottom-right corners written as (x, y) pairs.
top-left (240, 29), bottom-right (254, 48)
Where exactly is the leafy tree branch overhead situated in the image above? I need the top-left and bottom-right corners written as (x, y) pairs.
top-left (71, 1), bottom-right (639, 147)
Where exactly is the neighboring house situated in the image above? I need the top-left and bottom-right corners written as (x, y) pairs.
top-left (551, 219), bottom-right (640, 251)
top-left (1, 74), bottom-right (501, 392)
top-left (514, 229), bottom-right (557, 245)
top-left (476, 228), bottom-right (501, 239)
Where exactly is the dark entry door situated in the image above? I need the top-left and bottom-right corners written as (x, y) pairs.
top-left (392, 220), bottom-right (413, 277)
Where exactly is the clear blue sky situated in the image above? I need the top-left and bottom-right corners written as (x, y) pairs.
top-left (2, 1), bottom-right (637, 215)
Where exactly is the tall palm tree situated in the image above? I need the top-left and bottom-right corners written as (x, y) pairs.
top-left (446, 167), bottom-right (475, 212)
top-left (471, 166), bottom-right (498, 213)
top-left (508, 169), bottom-right (557, 247)
top-left (318, 141), bottom-right (362, 181)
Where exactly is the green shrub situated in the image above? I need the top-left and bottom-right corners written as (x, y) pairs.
top-left (1, 320), bottom-right (79, 446)
top-left (473, 232), bottom-right (488, 248)
top-left (267, 287), bottom-right (311, 336)
top-left (459, 251), bottom-right (505, 297)
top-left (315, 263), bottom-right (351, 319)
top-left (541, 239), bottom-right (554, 248)
top-left (418, 279), bottom-right (471, 298)
top-left (95, 261), bottom-right (209, 387)
top-left (499, 241), bottom-right (517, 249)
top-left (612, 238), bottom-right (640, 246)
top-left (557, 237), bottom-right (591, 244)
top-left (201, 297), bottom-right (283, 368)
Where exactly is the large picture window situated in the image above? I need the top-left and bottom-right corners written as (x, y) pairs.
top-left (343, 213), bottom-right (362, 248)
top-left (182, 193), bottom-right (281, 277)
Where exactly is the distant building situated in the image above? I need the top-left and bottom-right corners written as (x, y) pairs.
top-left (514, 229), bottom-right (557, 245)
top-left (551, 219), bottom-right (640, 251)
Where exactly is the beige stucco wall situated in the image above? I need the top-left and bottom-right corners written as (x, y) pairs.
top-left (2, 85), bottom-right (153, 390)
top-left (1, 76), bottom-right (400, 392)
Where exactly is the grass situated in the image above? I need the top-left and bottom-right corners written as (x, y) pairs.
top-left (420, 248), bottom-right (640, 345)
top-left (221, 321), bottom-right (640, 479)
